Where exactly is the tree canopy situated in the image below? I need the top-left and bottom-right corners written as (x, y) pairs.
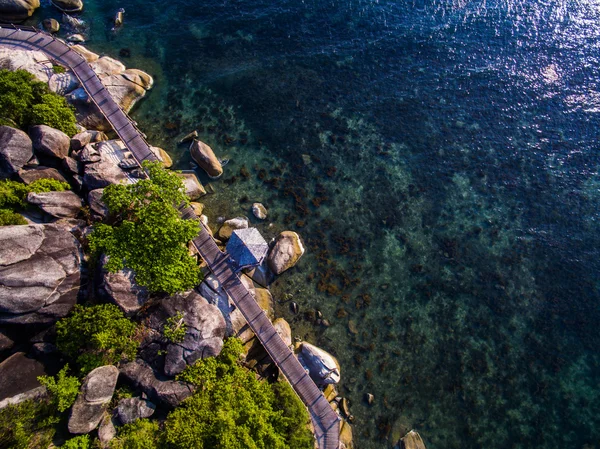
top-left (166, 338), bottom-right (314, 449)
top-left (88, 161), bottom-right (201, 294)
top-left (0, 69), bottom-right (77, 136)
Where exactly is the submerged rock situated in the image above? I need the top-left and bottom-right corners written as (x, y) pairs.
top-left (0, 0), bottom-right (39, 21)
top-left (189, 140), bottom-right (223, 178)
top-left (68, 365), bottom-right (119, 434)
top-left (267, 231), bottom-right (305, 275)
top-left (297, 342), bottom-right (341, 385)
top-left (0, 126), bottom-right (33, 179)
top-left (252, 202), bottom-right (267, 220)
top-left (42, 18), bottom-right (60, 33)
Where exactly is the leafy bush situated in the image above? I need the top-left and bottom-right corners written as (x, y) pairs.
top-left (0, 399), bottom-right (56, 448)
top-left (38, 364), bottom-right (80, 412)
top-left (0, 69), bottom-right (77, 136)
top-left (163, 311), bottom-right (186, 343)
top-left (53, 65), bottom-right (66, 74)
top-left (62, 435), bottom-right (90, 448)
top-left (0, 178), bottom-right (70, 225)
top-left (166, 338), bottom-right (313, 449)
top-left (110, 419), bottom-right (163, 449)
top-left (56, 304), bottom-right (140, 374)
top-left (89, 161), bottom-right (201, 294)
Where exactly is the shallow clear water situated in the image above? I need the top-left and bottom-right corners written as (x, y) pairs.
top-left (26, 0), bottom-right (600, 447)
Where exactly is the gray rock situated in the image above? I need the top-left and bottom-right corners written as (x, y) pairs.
top-left (62, 157), bottom-right (81, 176)
top-left (178, 172), bottom-right (206, 200)
top-left (217, 216), bottom-right (248, 241)
top-left (158, 291), bottom-right (226, 376)
top-left (48, 72), bottom-right (79, 96)
top-left (0, 352), bottom-right (47, 405)
top-left (0, 331), bottom-right (14, 353)
top-left (117, 397), bottom-right (155, 424)
top-left (0, 0), bottom-right (39, 21)
top-left (78, 144), bottom-right (102, 163)
top-left (83, 159), bottom-right (127, 190)
top-left (18, 166), bottom-right (68, 184)
top-left (267, 231), bottom-right (305, 275)
top-left (68, 365), bottom-right (119, 434)
top-left (97, 414), bottom-right (117, 446)
top-left (119, 359), bottom-right (195, 408)
top-left (27, 191), bottom-right (82, 218)
top-left (0, 225), bottom-right (81, 323)
top-left (51, 0), bottom-right (82, 12)
top-left (189, 140), bottom-right (222, 178)
top-left (71, 131), bottom-right (107, 151)
top-left (297, 342), bottom-right (341, 385)
top-left (88, 189), bottom-right (108, 218)
top-left (0, 126), bottom-right (33, 178)
top-left (99, 256), bottom-right (148, 316)
top-left (42, 18), bottom-right (60, 32)
top-left (30, 125), bottom-right (70, 160)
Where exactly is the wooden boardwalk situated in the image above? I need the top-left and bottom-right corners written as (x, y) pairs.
top-left (0, 25), bottom-right (341, 449)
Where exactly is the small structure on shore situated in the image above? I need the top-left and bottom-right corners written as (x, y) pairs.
top-left (226, 228), bottom-right (268, 270)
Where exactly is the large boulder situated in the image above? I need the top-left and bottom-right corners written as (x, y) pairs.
top-left (267, 231), bottom-right (305, 275)
top-left (0, 352), bottom-right (48, 405)
top-left (0, 126), bottom-right (33, 179)
top-left (0, 224), bottom-right (81, 328)
top-left (51, 0), bottom-right (82, 12)
top-left (90, 56), bottom-right (126, 77)
top-left (71, 45), bottom-right (99, 63)
top-left (27, 191), bottom-right (82, 218)
top-left (119, 359), bottom-right (195, 408)
top-left (42, 18), bottom-right (60, 33)
top-left (150, 146), bottom-right (172, 168)
top-left (273, 318), bottom-right (292, 347)
top-left (68, 365), bottom-right (119, 434)
top-left (117, 397), bottom-right (155, 425)
top-left (153, 291), bottom-right (226, 377)
top-left (0, 0), bottom-right (39, 22)
top-left (217, 216), bottom-right (248, 241)
top-left (0, 48), bottom-right (50, 82)
top-left (99, 256), bottom-right (148, 316)
top-left (30, 125), bottom-right (71, 160)
top-left (297, 342), bottom-right (340, 385)
top-left (71, 130), bottom-right (108, 151)
top-left (83, 159), bottom-right (128, 189)
top-left (189, 140), bottom-right (222, 178)
top-left (18, 166), bottom-right (68, 185)
top-left (87, 189), bottom-right (108, 218)
top-left (48, 71), bottom-right (79, 96)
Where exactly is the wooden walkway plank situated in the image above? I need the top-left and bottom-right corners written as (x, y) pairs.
top-left (0, 24), bottom-right (341, 449)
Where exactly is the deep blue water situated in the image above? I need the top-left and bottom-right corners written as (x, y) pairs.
top-left (29, 0), bottom-right (600, 447)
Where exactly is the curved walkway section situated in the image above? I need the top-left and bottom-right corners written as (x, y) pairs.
top-left (0, 24), bottom-right (340, 449)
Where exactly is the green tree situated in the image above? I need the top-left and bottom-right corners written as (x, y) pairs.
top-left (165, 338), bottom-right (313, 449)
top-left (110, 419), bottom-right (163, 449)
top-left (56, 304), bottom-right (140, 374)
top-left (89, 161), bottom-right (201, 295)
top-left (0, 69), bottom-right (77, 136)
top-left (37, 364), bottom-right (81, 413)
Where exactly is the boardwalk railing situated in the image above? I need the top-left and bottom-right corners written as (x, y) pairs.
top-left (0, 25), bottom-right (341, 449)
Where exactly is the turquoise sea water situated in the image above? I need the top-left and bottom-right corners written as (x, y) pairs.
top-left (25, 0), bottom-right (600, 447)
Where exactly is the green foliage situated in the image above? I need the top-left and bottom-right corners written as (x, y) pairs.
top-left (53, 65), bottom-right (66, 74)
top-left (0, 178), bottom-right (70, 226)
top-left (37, 364), bottom-right (81, 413)
top-left (62, 435), bottom-right (90, 449)
top-left (0, 399), bottom-right (56, 448)
top-left (110, 419), bottom-right (163, 449)
top-left (56, 304), bottom-right (140, 374)
top-left (163, 311), bottom-right (187, 343)
top-left (0, 208), bottom-right (27, 225)
top-left (271, 381), bottom-right (315, 448)
top-left (89, 161), bottom-right (201, 294)
top-left (165, 338), bottom-right (312, 449)
top-left (0, 69), bottom-right (77, 136)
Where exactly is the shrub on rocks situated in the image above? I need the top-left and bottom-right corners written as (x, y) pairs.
top-left (37, 364), bottom-right (80, 412)
top-left (56, 304), bottom-right (139, 374)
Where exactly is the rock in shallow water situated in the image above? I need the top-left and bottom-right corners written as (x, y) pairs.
top-left (189, 139), bottom-right (223, 178)
top-left (397, 430), bottom-right (427, 449)
top-left (252, 202), bottom-right (267, 220)
top-left (51, 0), bottom-right (82, 12)
top-left (267, 231), bottom-right (305, 275)
top-left (0, 0), bottom-right (39, 21)
top-left (217, 216), bottom-right (248, 240)
top-left (297, 342), bottom-right (341, 385)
